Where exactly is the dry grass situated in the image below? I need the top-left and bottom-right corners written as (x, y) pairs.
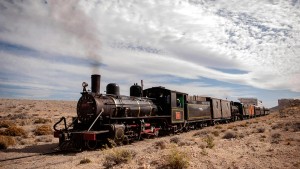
top-left (227, 125), bottom-right (235, 130)
top-left (211, 130), bottom-right (220, 137)
top-left (170, 136), bottom-right (181, 144)
top-left (193, 130), bottom-right (209, 137)
top-left (271, 123), bottom-right (284, 130)
top-left (271, 133), bottom-right (281, 144)
top-left (35, 136), bottom-right (52, 142)
top-left (79, 158), bottom-right (91, 164)
top-left (256, 127), bottom-right (265, 133)
top-left (203, 135), bottom-right (215, 149)
top-left (0, 120), bottom-right (16, 128)
top-left (163, 148), bottom-right (189, 169)
top-left (103, 149), bottom-right (137, 168)
top-left (290, 122), bottom-right (300, 132)
top-left (0, 126), bottom-right (27, 137)
top-left (238, 122), bottom-right (249, 127)
top-left (34, 125), bottom-right (53, 136)
top-left (200, 148), bottom-right (208, 156)
top-left (34, 118), bottom-right (51, 124)
top-left (0, 135), bottom-right (16, 149)
top-left (215, 125), bottom-right (223, 129)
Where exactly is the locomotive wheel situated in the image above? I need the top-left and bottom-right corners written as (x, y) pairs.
top-left (85, 140), bottom-right (97, 150)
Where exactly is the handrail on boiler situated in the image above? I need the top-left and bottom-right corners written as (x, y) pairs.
top-left (88, 108), bottom-right (104, 131)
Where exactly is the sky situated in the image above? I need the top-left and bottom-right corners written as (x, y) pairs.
top-left (0, 0), bottom-right (299, 108)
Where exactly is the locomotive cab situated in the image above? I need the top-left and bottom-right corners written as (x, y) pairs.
top-left (143, 87), bottom-right (187, 124)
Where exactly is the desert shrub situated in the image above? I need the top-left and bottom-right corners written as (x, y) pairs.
top-left (259, 135), bottom-right (267, 142)
top-left (203, 135), bottom-right (214, 149)
top-left (291, 122), bottom-right (300, 132)
top-left (0, 120), bottom-right (15, 128)
top-left (222, 131), bottom-right (236, 139)
top-left (271, 133), bottom-right (281, 144)
top-left (238, 133), bottom-right (245, 139)
top-left (0, 135), bottom-right (16, 149)
top-left (155, 140), bottom-right (167, 149)
top-left (200, 148), bottom-right (208, 156)
top-left (19, 119), bottom-right (31, 126)
top-left (211, 130), bottom-right (220, 137)
top-left (34, 118), bottom-right (51, 124)
top-left (1, 126), bottom-right (27, 137)
top-left (103, 149), bottom-right (136, 168)
top-left (34, 125), bottom-right (52, 136)
top-left (170, 137), bottom-right (181, 144)
top-left (8, 113), bottom-right (29, 120)
top-left (164, 148), bottom-right (189, 169)
top-left (257, 127), bottom-right (265, 133)
top-left (271, 123), bottom-right (284, 130)
top-left (79, 158), bottom-right (91, 164)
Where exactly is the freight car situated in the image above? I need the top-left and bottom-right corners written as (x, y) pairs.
top-left (53, 74), bottom-right (269, 150)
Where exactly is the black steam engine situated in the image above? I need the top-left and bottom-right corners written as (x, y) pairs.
top-left (53, 74), bottom-right (270, 150)
top-left (54, 74), bottom-right (163, 150)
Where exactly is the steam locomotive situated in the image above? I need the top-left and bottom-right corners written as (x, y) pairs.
top-left (53, 74), bottom-right (269, 150)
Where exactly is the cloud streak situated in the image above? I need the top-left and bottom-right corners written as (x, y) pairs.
top-left (0, 0), bottom-right (299, 107)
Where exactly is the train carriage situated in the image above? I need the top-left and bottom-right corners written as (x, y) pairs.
top-left (231, 102), bottom-right (244, 121)
top-left (221, 100), bottom-right (232, 121)
top-left (255, 106), bottom-right (261, 117)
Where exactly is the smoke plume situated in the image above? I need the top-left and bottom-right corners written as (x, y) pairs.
top-left (48, 0), bottom-right (101, 74)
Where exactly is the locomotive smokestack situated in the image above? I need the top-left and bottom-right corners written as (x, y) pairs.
top-left (91, 74), bottom-right (101, 94)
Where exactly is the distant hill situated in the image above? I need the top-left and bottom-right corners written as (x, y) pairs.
top-left (270, 105), bottom-right (278, 112)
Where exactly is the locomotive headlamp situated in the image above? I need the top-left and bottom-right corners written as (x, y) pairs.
top-left (82, 82), bottom-right (88, 92)
top-left (82, 82), bottom-right (88, 87)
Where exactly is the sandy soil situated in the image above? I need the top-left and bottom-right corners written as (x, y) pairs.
top-left (0, 98), bottom-right (299, 169)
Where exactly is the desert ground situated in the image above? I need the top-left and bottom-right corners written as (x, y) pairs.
top-left (0, 98), bottom-right (299, 169)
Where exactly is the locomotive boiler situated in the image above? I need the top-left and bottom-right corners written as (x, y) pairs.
top-left (77, 75), bottom-right (158, 124)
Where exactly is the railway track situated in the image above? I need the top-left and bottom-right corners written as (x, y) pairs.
top-left (0, 150), bottom-right (62, 163)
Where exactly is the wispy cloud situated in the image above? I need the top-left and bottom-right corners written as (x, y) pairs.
top-left (0, 0), bottom-right (299, 107)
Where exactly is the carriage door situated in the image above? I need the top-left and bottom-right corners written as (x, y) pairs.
top-left (171, 92), bottom-right (184, 123)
